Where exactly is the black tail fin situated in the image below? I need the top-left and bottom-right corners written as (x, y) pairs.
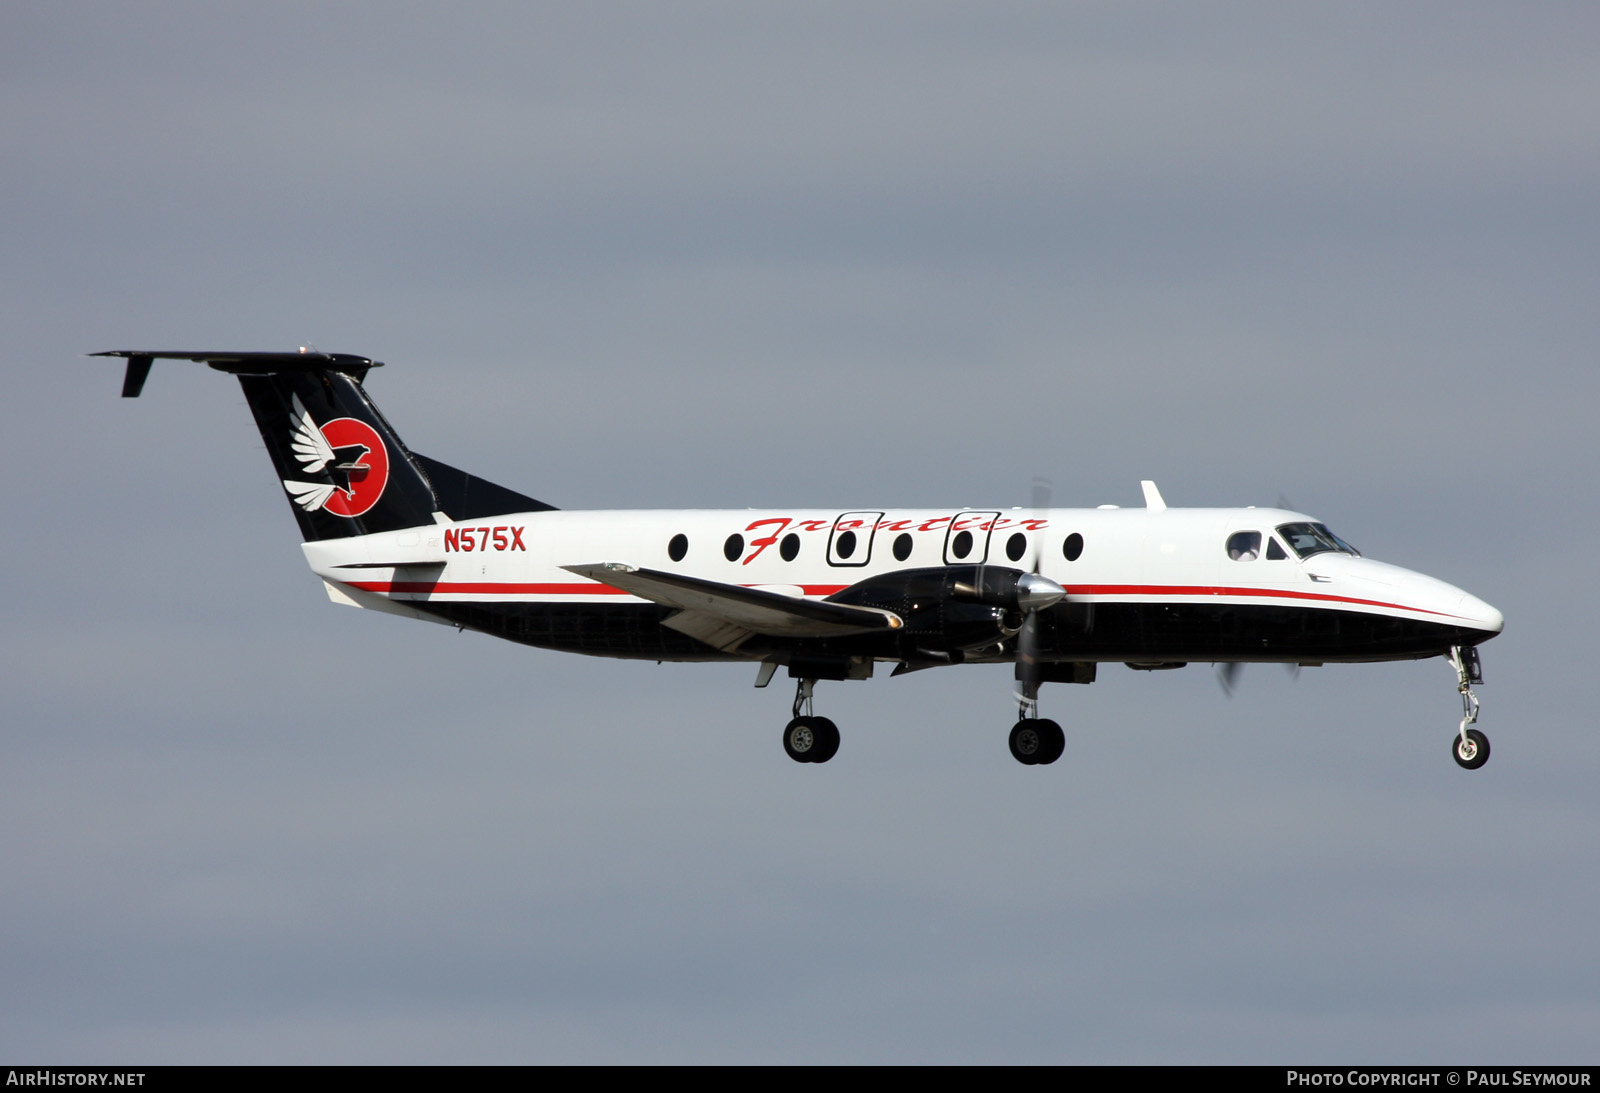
top-left (96, 350), bottom-right (554, 540)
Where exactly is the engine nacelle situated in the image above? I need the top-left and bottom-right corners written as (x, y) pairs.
top-left (826, 565), bottom-right (1064, 653)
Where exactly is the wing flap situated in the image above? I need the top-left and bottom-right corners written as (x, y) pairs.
top-left (561, 563), bottom-right (902, 638)
top-left (662, 610), bottom-right (757, 653)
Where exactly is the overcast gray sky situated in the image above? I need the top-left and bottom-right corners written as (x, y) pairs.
top-left (4, 2), bottom-right (1597, 1063)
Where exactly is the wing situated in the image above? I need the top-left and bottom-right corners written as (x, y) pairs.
top-left (561, 563), bottom-right (903, 653)
top-left (282, 478), bottom-right (336, 512)
top-left (288, 393), bottom-right (336, 473)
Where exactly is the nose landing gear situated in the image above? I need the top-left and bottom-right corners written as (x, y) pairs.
top-left (1448, 646), bottom-right (1489, 770)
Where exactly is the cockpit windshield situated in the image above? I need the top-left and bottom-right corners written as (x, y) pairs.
top-left (1275, 522), bottom-right (1361, 559)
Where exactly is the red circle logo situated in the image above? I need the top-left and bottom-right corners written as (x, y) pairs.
top-left (318, 417), bottom-right (389, 517)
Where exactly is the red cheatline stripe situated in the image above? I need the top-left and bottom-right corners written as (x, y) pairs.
top-left (346, 581), bottom-right (626, 595)
top-left (345, 580), bottom-right (856, 597)
top-left (1063, 584), bottom-right (1459, 618)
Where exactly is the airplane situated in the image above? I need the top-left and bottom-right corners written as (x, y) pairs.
top-left (96, 348), bottom-right (1505, 769)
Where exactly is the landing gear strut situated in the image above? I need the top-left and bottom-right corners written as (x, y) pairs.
top-left (1448, 645), bottom-right (1489, 770)
top-left (1010, 670), bottom-right (1064, 765)
top-left (783, 677), bottom-right (839, 764)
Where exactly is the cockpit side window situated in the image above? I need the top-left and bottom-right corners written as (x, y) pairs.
top-left (1266, 536), bottom-right (1287, 560)
top-left (1226, 531), bottom-right (1261, 561)
top-left (1276, 522), bottom-right (1360, 559)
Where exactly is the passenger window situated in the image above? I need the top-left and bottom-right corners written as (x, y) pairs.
top-left (780, 533), bottom-right (800, 561)
top-left (893, 533), bottom-right (913, 562)
top-left (1226, 531), bottom-right (1261, 561)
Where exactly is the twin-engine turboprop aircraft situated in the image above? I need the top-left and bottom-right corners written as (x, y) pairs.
top-left (98, 349), bottom-right (1504, 769)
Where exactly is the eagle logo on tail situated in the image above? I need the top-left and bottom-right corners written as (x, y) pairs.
top-left (281, 394), bottom-right (390, 517)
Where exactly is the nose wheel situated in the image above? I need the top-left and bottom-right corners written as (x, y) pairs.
top-left (1452, 727), bottom-right (1490, 770)
top-left (1448, 646), bottom-right (1490, 770)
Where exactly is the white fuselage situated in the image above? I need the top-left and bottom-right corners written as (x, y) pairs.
top-left (301, 505), bottom-right (1503, 666)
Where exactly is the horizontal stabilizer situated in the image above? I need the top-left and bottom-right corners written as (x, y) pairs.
top-left (562, 563), bottom-right (902, 640)
top-left (93, 349), bottom-right (382, 395)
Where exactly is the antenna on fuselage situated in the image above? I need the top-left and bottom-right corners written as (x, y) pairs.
top-left (1141, 480), bottom-right (1167, 510)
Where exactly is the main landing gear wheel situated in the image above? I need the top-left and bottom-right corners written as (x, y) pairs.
top-left (1009, 718), bottom-right (1064, 766)
top-left (783, 716), bottom-right (840, 764)
top-left (1452, 728), bottom-right (1490, 771)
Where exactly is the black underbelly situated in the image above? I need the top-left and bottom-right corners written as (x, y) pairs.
top-left (407, 598), bottom-right (1496, 664)
top-left (1042, 600), bottom-right (1496, 662)
top-left (416, 601), bottom-right (737, 660)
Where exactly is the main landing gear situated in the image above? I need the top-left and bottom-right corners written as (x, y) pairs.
top-left (1448, 645), bottom-right (1490, 770)
top-left (777, 676), bottom-right (1066, 767)
top-left (783, 678), bottom-right (840, 764)
top-left (1010, 666), bottom-right (1065, 766)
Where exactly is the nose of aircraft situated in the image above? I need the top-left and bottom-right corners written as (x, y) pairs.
top-left (1456, 590), bottom-right (1505, 637)
top-left (1351, 557), bottom-right (1503, 641)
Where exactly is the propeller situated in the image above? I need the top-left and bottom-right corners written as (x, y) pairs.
top-left (1014, 477), bottom-right (1065, 719)
top-left (1216, 661), bottom-right (1243, 697)
top-left (1215, 660), bottom-right (1301, 697)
